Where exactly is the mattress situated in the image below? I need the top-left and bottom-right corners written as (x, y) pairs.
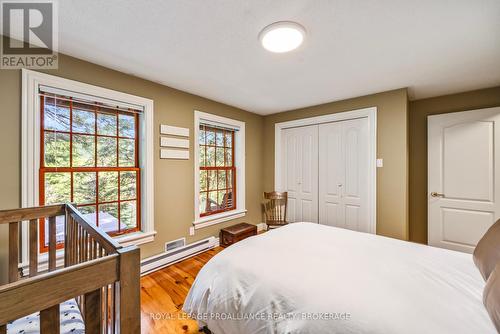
top-left (7, 299), bottom-right (84, 334)
top-left (183, 222), bottom-right (496, 334)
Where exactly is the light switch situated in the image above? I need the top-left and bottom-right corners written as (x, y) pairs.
top-left (376, 159), bottom-right (383, 168)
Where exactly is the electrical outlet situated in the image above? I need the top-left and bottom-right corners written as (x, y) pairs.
top-left (189, 226), bottom-right (195, 236)
top-left (376, 158), bottom-right (383, 168)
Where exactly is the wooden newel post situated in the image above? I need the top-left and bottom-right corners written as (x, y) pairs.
top-left (117, 246), bottom-right (141, 334)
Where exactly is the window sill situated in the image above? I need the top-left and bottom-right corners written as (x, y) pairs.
top-left (115, 230), bottom-right (157, 247)
top-left (193, 209), bottom-right (247, 229)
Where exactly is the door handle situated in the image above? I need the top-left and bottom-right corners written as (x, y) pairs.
top-left (430, 192), bottom-right (445, 198)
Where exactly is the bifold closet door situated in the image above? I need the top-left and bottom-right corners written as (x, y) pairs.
top-left (281, 125), bottom-right (318, 223)
top-left (319, 118), bottom-right (370, 232)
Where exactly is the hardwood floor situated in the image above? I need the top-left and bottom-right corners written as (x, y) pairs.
top-left (140, 247), bottom-right (223, 333)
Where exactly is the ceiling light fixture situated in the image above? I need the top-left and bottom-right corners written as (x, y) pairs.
top-left (259, 21), bottom-right (306, 53)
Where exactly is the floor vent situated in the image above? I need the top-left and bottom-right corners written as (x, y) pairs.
top-left (141, 236), bottom-right (218, 276)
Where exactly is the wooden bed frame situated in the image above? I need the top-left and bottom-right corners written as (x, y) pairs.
top-left (0, 203), bottom-right (140, 334)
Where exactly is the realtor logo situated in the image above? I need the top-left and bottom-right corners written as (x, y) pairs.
top-left (1, 0), bottom-right (58, 69)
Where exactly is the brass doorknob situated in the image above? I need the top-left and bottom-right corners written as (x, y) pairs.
top-left (431, 192), bottom-right (445, 198)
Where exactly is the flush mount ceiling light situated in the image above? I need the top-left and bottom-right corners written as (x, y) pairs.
top-left (259, 21), bottom-right (306, 53)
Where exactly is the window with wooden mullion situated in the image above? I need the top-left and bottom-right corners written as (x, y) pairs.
top-left (39, 94), bottom-right (141, 253)
top-left (199, 125), bottom-right (236, 217)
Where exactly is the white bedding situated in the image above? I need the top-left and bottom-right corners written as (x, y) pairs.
top-left (183, 223), bottom-right (496, 334)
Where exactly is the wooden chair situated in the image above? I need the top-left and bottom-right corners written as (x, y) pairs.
top-left (263, 192), bottom-right (288, 229)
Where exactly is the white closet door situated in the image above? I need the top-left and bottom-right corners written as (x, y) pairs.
top-left (281, 125), bottom-right (319, 223)
top-left (318, 122), bottom-right (344, 227)
top-left (319, 118), bottom-right (370, 232)
top-left (342, 118), bottom-right (369, 232)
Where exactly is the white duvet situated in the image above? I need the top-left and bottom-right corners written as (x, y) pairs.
top-left (183, 223), bottom-right (496, 334)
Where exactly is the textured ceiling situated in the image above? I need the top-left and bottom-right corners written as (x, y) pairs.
top-left (54, 0), bottom-right (500, 114)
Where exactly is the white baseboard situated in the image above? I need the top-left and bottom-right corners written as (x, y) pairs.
top-left (141, 236), bottom-right (219, 276)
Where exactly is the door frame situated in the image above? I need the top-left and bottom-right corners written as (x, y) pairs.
top-left (274, 107), bottom-right (377, 234)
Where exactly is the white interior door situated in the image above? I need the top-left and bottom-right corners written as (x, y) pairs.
top-left (319, 118), bottom-right (370, 232)
top-left (428, 107), bottom-right (500, 253)
top-left (281, 125), bottom-right (318, 223)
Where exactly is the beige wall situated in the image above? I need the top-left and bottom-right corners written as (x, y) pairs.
top-left (409, 86), bottom-right (500, 244)
top-left (0, 53), bottom-right (265, 283)
top-left (1, 45), bottom-right (495, 287)
top-left (0, 69), bottom-right (20, 284)
top-left (263, 88), bottom-right (410, 240)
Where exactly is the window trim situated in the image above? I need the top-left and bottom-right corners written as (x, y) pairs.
top-left (193, 111), bottom-right (246, 228)
top-left (21, 69), bottom-right (155, 267)
top-left (199, 125), bottom-right (236, 217)
top-left (38, 94), bottom-right (142, 248)
top-left (39, 97), bottom-right (142, 252)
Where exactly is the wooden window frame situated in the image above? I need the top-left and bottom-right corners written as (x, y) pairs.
top-left (199, 125), bottom-right (236, 217)
top-left (39, 94), bottom-right (141, 253)
top-left (22, 69), bottom-right (155, 268)
top-left (193, 111), bottom-right (246, 228)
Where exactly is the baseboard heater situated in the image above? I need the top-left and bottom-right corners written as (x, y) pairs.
top-left (140, 236), bottom-right (218, 276)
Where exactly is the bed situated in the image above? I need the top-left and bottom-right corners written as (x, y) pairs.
top-left (183, 222), bottom-right (498, 334)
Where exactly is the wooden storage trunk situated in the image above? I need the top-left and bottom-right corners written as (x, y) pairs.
top-left (220, 223), bottom-right (257, 247)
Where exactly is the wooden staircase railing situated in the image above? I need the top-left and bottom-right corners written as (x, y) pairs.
top-left (0, 203), bottom-right (140, 334)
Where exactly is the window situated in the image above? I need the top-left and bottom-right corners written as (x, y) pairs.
top-left (194, 111), bottom-right (245, 228)
top-left (199, 125), bottom-right (236, 216)
top-left (39, 93), bottom-right (141, 252)
top-left (22, 69), bottom-right (155, 262)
